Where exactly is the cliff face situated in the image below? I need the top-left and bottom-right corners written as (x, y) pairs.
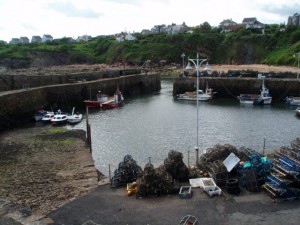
top-left (0, 51), bottom-right (72, 69)
top-left (0, 58), bottom-right (29, 69)
top-left (28, 51), bottom-right (71, 68)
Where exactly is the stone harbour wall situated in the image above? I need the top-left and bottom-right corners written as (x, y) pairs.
top-left (0, 73), bottom-right (160, 132)
top-left (0, 69), bottom-right (140, 92)
top-left (173, 77), bottom-right (300, 99)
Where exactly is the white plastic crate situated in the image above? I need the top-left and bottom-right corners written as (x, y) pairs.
top-left (179, 186), bottom-right (192, 199)
top-left (204, 186), bottom-right (222, 196)
top-left (199, 178), bottom-right (217, 191)
top-left (189, 178), bottom-right (202, 188)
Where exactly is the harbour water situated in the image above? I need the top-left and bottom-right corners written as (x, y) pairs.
top-left (68, 79), bottom-right (299, 175)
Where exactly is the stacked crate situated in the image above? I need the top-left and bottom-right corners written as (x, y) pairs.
top-left (263, 146), bottom-right (300, 201)
top-left (237, 147), bottom-right (272, 192)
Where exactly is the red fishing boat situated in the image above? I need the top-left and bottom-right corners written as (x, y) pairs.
top-left (83, 89), bottom-right (124, 109)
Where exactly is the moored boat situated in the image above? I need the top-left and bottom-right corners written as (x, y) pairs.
top-left (238, 79), bottom-right (272, 105)
top-left (67, 107), bottom-right (83, 124)
top-left (51, 113), bottom-right (69, 125)
top-left (41, 112), bottom-right (55, 123)
top-left (285, 96), bottom-right (300, 106)
top-left (83, 88), bottom-right (124, 109)
top-left (34, 110), bottom-right (48, 122)
top-left (175, 87), bottom-right (216, 101)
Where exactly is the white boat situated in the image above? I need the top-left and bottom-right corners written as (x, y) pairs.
top-left (51, 113), bottom-right (68, 125)
top-left (238, 79), bottom-right (272, 105)
top-left (67, 108), bottom-right (83, 124)
top-left (285, 96), bottom-right (300, 106)
top-left (176, 88), bottom-right (216, 101)
top-left (41, 112), bottom-right (55, 123)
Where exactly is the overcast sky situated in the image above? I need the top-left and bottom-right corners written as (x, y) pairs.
top-left (0, 0), bottom-right (299, 42)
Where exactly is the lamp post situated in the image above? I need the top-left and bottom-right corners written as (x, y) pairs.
top-left (185, 53), bottom-right (211, 165)
top-left (294, 52), bottom-right (300, 79)
top-left (181, 53), bottom-right (185, 77)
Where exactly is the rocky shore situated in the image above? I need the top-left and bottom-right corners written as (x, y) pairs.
top-left (0, 126), bottom-right (100, 223)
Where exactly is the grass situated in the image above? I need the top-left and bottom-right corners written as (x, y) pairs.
top-left (47, 127), bottom-right (68, 134)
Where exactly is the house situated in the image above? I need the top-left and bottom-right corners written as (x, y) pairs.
top-left (150, 22), bottom-right (188, 34)
top-left (115, 33), bottom-right (136, 42)
top-left (151, 25), bottom-right (166, 34)
top-left (242, 17), bottom-right (265, 29)
top-left (115, 33), bottom-right (125, 42)
top-left (19, 37), bottom-right (29, 44)
top-left (220, 19), bottom-right (239, 32)
top-left (31, 36), bottom-right (42, 43)
top-left (220, 19), bottom-right (237, 27)
top-left (42, 34), bottom-right (53, 43)
top-left (288, 13), bottom-right (300, 26)
top-left (125, 33), bottom-right (136, 41)
top-left (9, 38), bottom-right (20, 44)
top-left (141, 29), bottom-right (151, 35)
top-left (222, 24), bottom-right (245, 33)
top-left (77, 35), bottom-right (92, 42)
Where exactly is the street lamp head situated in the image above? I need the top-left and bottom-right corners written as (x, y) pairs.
top-left (181, 53), bottom-right (185, 58)
top-left (185, 62), bottom-right (194, 70)
top-left (204, 62), bottom-right (211, 72)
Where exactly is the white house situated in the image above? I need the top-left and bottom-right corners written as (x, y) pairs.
top-left (242, 17), bottom-right (265, 29)
top-left (9, 38), bottom-right (20, 44)
top-left (115, 33), bottom-right (136, 42)
top-left (42, 34), bottom-right (53, 43)
top-left (19, 37), bottom-right (29, 44)
top-left (77, 35), bottom-right (92, 42)
top-left (31, 36), bottom-right (42, 43)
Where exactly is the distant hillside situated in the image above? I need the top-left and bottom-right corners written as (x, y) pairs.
top-left (0, 24), bottom-right (300, 69)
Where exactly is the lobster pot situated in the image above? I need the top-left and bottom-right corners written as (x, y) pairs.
top-left (164, 150), bottom-right (189, 182)
top-left (110, 155), bottom-right (143, 188)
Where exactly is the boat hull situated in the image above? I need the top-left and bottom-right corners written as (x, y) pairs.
top-left (51, 114), bottom-right (68, 125)
top-left (83, 100), bottom-right (123, 109)
top-left (67, 114), bottom-right (83, 124)
top-left (83, 100), bottom-right (103, 108)
top-left (239, 96), bottom-right (272, 105)
top-left (176, 96), bottom-right (211, 101)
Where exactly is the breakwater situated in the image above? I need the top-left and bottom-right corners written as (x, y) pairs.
top-left (0, 73), bottom-right (160, 132)
top-left (173, 77), bottom-right (300, 100)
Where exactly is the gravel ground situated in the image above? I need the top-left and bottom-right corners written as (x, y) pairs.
top-left (0, 125), bottom-right (99, 224)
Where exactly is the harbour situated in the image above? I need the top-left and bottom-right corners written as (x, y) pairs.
top-left (67, 79), bottom-right (300, 176)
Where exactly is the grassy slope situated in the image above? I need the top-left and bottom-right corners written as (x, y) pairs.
top-left (0, 26), bottom-right (299, 67)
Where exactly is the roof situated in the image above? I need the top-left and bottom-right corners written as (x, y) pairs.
top-left (43, 34), bottom-right (53, 38)
top-left (242, 17), bottom-right (257, 24)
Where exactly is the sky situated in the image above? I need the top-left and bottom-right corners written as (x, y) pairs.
top-left (0, 0), bottom-right (299, 42)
